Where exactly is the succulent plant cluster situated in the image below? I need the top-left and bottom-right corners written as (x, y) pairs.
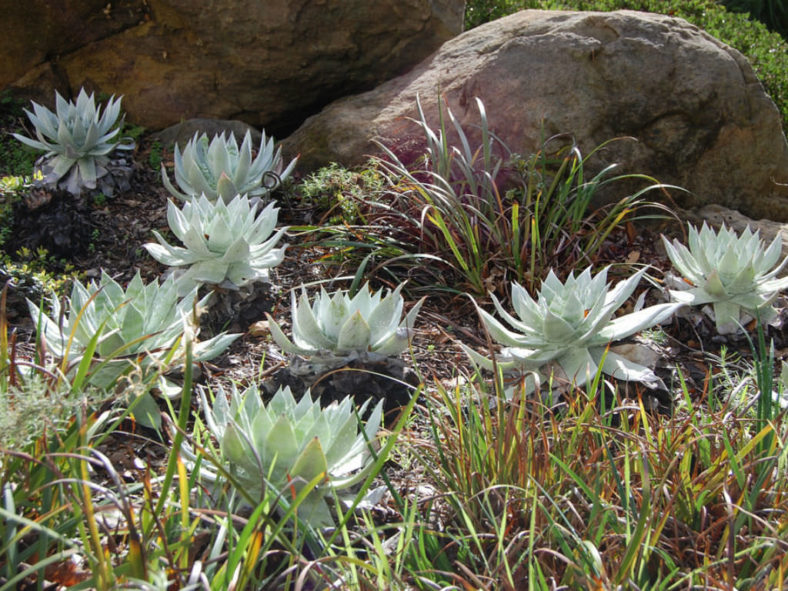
top-left (12, 88), bottom-right (134, 196)
top-left (162, 130), bottom-right (297, 203)
top-left (27, 271), bottom-right (238, 389)
top-left (144, 194), bottom-right (288, 295)
top-left (663, 223), bottom-right (788, 334)
top-left (464, 266), bottom-right (681, 395)
top-left (200, 384), bottom-right (382, 527)
top-left (267, 283), bottom-right (424, 372)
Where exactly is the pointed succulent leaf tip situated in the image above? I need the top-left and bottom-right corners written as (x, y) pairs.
top-left (325, 290), bottom-right (349, 340)
top-left (293, 290), bottom-right (334, 351)
top-left (221, 421), bottom-right (258, 474)
top-left (290, 437), bottom-right (329, 487)
top-left (465, 264), bottom-right (678, 392)
top-left (664, 222), bottom-right (788, 334)
top-left (336, 310), bottom-right (372, 353)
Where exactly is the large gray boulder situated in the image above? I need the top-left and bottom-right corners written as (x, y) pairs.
top-left (1, 0), bottom-right (465, 133)
top-left (282, 9), bottom-right (788, 221)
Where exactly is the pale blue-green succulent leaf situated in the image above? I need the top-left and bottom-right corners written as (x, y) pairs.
top-left (712, 300), bottom-right (744, 333)
top-left (290, 437), bottom-right (329, 485)
top-left (542, 308), bottom-right (578, 344)
top-left (477, 306), bottom-right (531, 348)
top-left (130, 392), bottom-right (163, 431)
top-left (293, 290), bottom-right (336, 351)
top-left (595, 302), bottom-right (682, 343)
top-left (556, 347), bottom-right (598, 388)
top-left (336, 311), bottom-right (372, 353)
top-left (266, 319), bottom-right (311, 356)
top-left (595, 348), bottom-right (660, 385)
top-left (459, 342), bottom-right (530, 373)
top-left (221, 421), bottom-right (259, 475)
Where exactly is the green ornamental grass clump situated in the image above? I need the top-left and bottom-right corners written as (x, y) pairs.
top-left (370, 96), bottom-right (654, 296)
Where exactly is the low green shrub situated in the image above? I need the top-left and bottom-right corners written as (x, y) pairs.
top-left (289, 162), bottom-right (383, 224)
top-left (465, 0), bottom-right (788, 134)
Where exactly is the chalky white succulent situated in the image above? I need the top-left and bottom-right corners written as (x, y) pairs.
top-left (463, 266), bottom-right (682, 394)
top-left (27, 271), bottom-right (238, 389)
top-left (267, 283), bottom-right (424, 371)
top-left (663, 223), bottom-right (788, 334)
top-left (162, 130), bottom-right (297, 203)
top-left (200, 384), bottom-right (382, 527)
top-left (144, 194), bottom-right (288, 295)
top-left (12, 88), bottom-right (134, 195)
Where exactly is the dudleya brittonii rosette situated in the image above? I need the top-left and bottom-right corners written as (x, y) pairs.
top-left (162, 130), bottom-right (297, 203)
top-left (198, 384), bottom-right (382, 527)
top-left (27, 271), bottom-right (238, 389)
top-left (462, 266), bottom-right (683, 396)
top-left (266, 283), bottom-right (424, 373)
top-left (12, 88), bottom-right (134, 195)
top-left (662, 223), bottom-right (788, 334)
top-left (144, 194), bottom-right (288, 295)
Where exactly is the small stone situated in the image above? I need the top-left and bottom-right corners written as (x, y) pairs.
top-left (248, 320), bottom-right (269, 337)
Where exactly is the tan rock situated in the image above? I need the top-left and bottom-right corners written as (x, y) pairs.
top-left (2, 0), bottom-right (464, 133)
top-left (282, 9), bottom-right (788, 221)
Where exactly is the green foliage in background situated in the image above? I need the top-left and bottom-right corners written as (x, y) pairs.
top-left (465, 0), bottom-right (788, 134)
top-left (0, 92), bottom-right (37, 178)
top-left (721, 0), bottom-right (788, 38)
